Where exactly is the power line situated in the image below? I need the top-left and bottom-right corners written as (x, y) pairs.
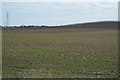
top-left (6, 12), bottom-right (9, 27)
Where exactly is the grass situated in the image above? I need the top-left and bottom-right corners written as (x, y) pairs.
top-left (2, 28), bottom-right (118, 78)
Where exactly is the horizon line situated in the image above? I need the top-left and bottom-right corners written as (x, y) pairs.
top-left (1, 20), bottom-right (119, 27)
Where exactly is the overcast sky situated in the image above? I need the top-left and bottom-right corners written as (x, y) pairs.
top-left (1, 2), bottom-right (118, 26)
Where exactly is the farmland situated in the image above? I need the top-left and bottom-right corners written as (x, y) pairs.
top-left (2, 25), bottom-right (118, 78)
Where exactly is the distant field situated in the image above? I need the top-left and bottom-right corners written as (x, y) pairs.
top-left (2, 27), bottom-right (118, 78)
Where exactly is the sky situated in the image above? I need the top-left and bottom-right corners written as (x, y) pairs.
top-left (0, 2), bottom-right (118, 26)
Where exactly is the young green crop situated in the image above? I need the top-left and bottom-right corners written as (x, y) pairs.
top-left (2, 28), bottom-right (118, 78)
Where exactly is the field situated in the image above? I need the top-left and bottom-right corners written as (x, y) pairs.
top-left (2, 27), bottom-right (118, 78)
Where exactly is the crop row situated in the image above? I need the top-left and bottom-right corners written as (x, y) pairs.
top-left (3, 57), bottom-right (117, 68)
top-left (4, 65), bottom-right (117, 75)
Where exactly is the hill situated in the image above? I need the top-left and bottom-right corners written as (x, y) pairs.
top-left (52, 21), bottom-right (118, 29)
